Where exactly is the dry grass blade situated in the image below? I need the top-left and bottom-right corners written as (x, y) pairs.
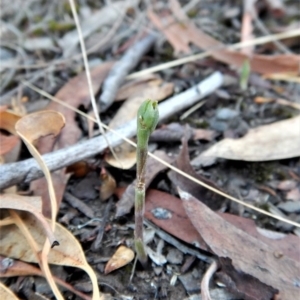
top-left (0, 282), bottom-right (19, 300)
top-left (68, 0), bottom-right (120, 168)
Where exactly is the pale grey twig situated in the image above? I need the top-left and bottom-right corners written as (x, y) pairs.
top-left (144, 219), bottom-right (213, 264)
top-left (0, 72), bottom-right (223, 189)
top-left (99, 33), bottom-right (157, 112)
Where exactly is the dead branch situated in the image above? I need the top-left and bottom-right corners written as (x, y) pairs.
top-left (0, 72), bottom-right (223, 190)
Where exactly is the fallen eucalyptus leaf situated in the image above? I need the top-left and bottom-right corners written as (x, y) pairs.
top-left (178, 188), bottom-right (300, 300)
top-left (0, 213), bottom-right (101, 300)
top-left (0, 194), bottom-right (56, 247)
top-left (193, 115), bottom-right (300, 166)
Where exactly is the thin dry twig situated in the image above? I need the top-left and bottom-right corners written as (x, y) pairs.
top-left (99, 33), bottom-right (157, 112)
top-left (201, 260), bottom-right (218, 300)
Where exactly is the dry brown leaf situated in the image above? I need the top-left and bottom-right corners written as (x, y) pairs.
top-left (193, 115), bottom-right (300, 166)
top-left (0, 108), bottom-right (22, 164)
top-left (0, 194), bottom-right (56, 247)
top-left (31, 63), bottom-right (113, 221)
top-left (104, 245), bottom-right (134, 274)
top-left (0, 134), bottom-right (19, 156)
top-left (148, 1), bottom-right (300, 74)
top-left (178, 188), bottom-right (300, 300)
top-left (105, 143), bottom-right (137, 169)
top-left (115, 74), bottom-right (160, 101)
top-left (286, 188), bottom-right (300, 201)
top-left (0, 256), bottom-right (92, 300)
top-left (15, 110), bottom-right (65, 145)
top-left (0, 109), bottom-right (21, 135)
top-left (0, 282), bottom-right (19, 300)
top-left (221, 213), bottom-right (300, 262)
top-left (99, 168), bottom-right (116, 201)
top-left (144, 189), bottom-right (300, 261)
top-left (217, 257), bottom-right (278, 300)
top-left (15, 111), bottom-right (65, 226)
top-left (144, 189), bottom-right (208, 250)
top-left (263, 73), bottom-right (300, 83)
top-left (254, 96), bottom-right (300, 110)
top-left (168, 132), bottom-right (224, 210)
top-left (38, 62), bottom-right (113, 152)
top-left (66, 161), bottom-right (91, 178)
top-left (0, 213), bottom-right (101, 300)
top-left (105, 80), bottom-right (174, 169)
top-left (109, 80), bottom-right (174, 129)
top-left (240, 0), bottom-right (255, 55)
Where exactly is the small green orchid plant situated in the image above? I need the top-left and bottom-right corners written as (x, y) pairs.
top-left (135, 100), bottom-right (159, 267)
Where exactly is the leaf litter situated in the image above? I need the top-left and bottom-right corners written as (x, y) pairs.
top-left (178, 188), bottom-right (300, 300)
top-left (1, 0), bottom-right (300, 299)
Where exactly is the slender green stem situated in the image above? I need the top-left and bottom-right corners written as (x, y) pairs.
top-left (135, 100), bottom-right (159, 267)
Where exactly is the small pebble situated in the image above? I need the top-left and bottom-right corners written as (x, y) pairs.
top-left (167, 248), bottom-right (184, 265)
top-left (277, 201), bottom-right (300, 214)
top-left (216, 108), bottom-right (239, 120)
top-left (179, 272), bottom-right (200, 293)
top-left (153, 266), bottom-right (163, 276)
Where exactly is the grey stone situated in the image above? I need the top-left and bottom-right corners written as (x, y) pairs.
top-left (277, 201), bottom-right (300, 213)
top-left (216, 108), bottom-right (239, 120)
top-left (179, 272), bottom-right (200, 294)
top-left (167, 248), bottom-right (184, 265)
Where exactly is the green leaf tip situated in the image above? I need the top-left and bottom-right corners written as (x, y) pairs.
top-left (137, 99), bottom-right (159, 134)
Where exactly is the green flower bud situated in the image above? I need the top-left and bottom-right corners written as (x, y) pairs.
top-left (137, 100), bottom-right (159, 134)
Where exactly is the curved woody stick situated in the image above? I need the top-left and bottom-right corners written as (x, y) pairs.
top-left (135, 100), bottom-right (159, 267)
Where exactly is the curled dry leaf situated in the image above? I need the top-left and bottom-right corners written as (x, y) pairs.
top-left (15, 111), bottom-right (65, 227)
top-left (31, 63), bottom-right (113, 221)
top-left (0, 108), bottom-right (22, 163)
top-left (104, 245), bottom-right (135, 274)
top-left (0, 194), bottom-right (57, 247)
top-left (15, 110), bottom-right (65, 145)
top-left (178, 188), bottom-right (300, 300)
top-left (0, 213), bottom-right (101, 300)
top-left (99, 168), bottom-right (116, 201)
top-left (193, 115), bottom-right (300, 166)
top-left (168, 131), bottom-right (224, 210)
top-left (0, 282), bottom-right (19, 300)
top-left (115, 74), bottom-right (160, 101)
top-left (0, 108), bottom-right (21, 135)
top-left (0, 256), bottom-right (92, 300)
